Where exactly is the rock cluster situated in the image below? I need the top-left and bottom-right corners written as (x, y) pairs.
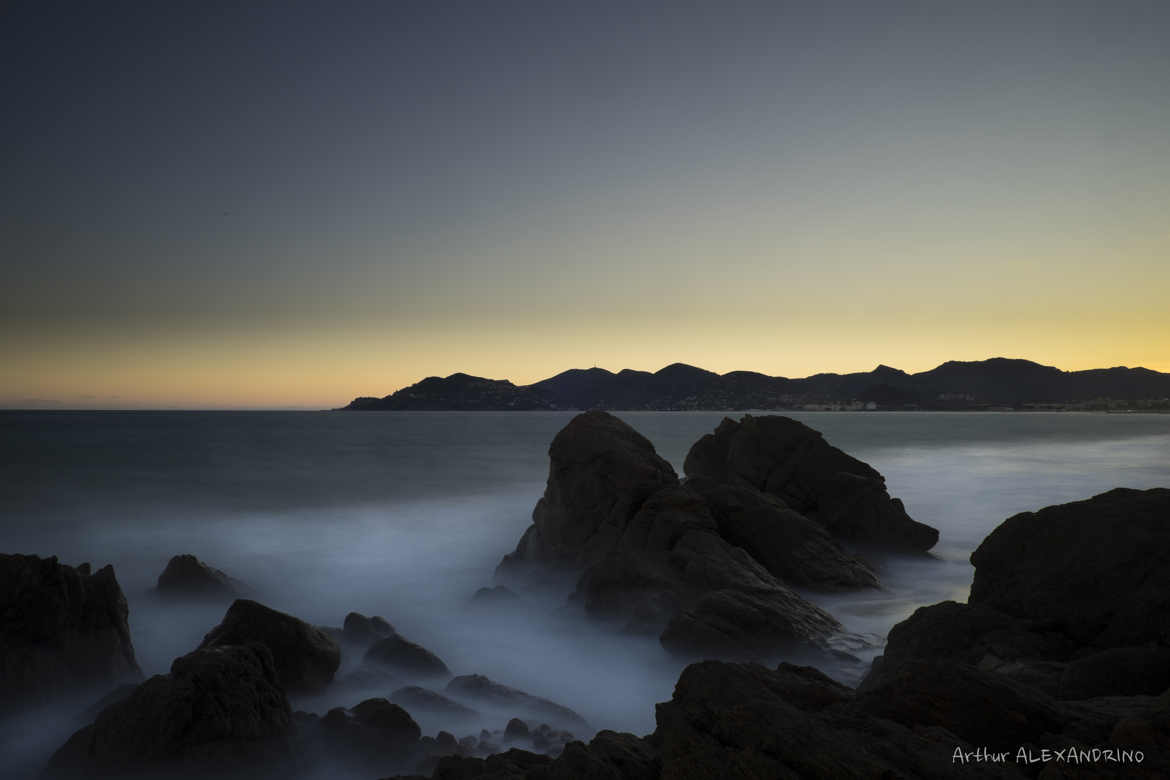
top-left (390, 486), bottom-right (1170, 779)
top-left (498, 411), bottom-right (934, 656)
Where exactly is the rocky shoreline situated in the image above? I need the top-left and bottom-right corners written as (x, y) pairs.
top-left (3, 412), bottom-right (1167, 778)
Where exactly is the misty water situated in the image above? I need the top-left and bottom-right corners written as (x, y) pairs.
top-left (4, 410), bottom-right (1170, 776)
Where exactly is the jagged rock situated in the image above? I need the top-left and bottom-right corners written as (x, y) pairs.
top-left (342, 612), bottom-right (396, 646)
top-left (155, 554), bottom-right (244, 599)
top-left (0, 554), bottom-right (140, 713)
top-left (497, 412), bottom-right (844, 656)
top-left (365, 634), bottom-right (450, 678)
top-left (445, 675), bottom-right (589, 733)
top-left (199, 599), bottom-right (340, 693)
top-left (45, 643), bottom-right (293, 778)
top-left (686, 477), bottom-right (879, 590)
top-left (970, 487), bottom-right (1170, 647)
top-left (498, 410), bottom-right (679, 573)
top-left (684, 415), bottom-right (939, 551)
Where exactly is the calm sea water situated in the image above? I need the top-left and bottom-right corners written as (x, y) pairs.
top-left (3, 410), bottom-right (1170, 764)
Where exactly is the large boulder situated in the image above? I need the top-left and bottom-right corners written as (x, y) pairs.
top-left (684, 415), bottom-right (938, 551)
top-left (0, 554), bottom-right (140, 713)
top-left (865, 488), bottom-right (1170, 712)
top-left (155, 554), bottom-right (243, 600)
top-left (498, 410), bottom-right (679, 572)
top-left (199, 599), bottom-right (340, 693)
top-left (970, 487), bottom-right (1170, 647)
top-left (45, 643), bottom-right (293, 778)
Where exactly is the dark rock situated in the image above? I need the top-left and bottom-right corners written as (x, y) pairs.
top-left (346, 697), bottom-right (422, 746)
top-left (45, 643), bottom-right (292, 778)
top-left (299, 697), bottom-right (423, 778)
top-left (155, 554), bottom-right (243, 599)
top-left (498, 412), bottom-right (844, 657)
top-left (342, 611), bottom-right (396, 646)
top-left (366, 634), bottom-right (451, 678)
top-left (445, 675), bottom-right (589, 733)
top-left (857, 660), bottom-right (1109, 749)
top-left (199, 599), bottom-right (340, 693)
top-left (391, 686), bottom-right (480, 720)
top-left (504, 718), bottom-right (529, 740)
top-left (0, 554), bottom-right (140, 713)
top-left (660, 586), bottom-right (842, 658)
top-left (545, 731), bottom-right (659, 780)
top-left (427, 749), bottom-right (552, 780)
top-left (868, 488), bottom-right (1170, 710)
top-left (970, 487), bottom-right (1170, 647)
top-left (687, 477), bottom-right (879, 590)
top-left (684, 414), bottom-right (939, 551)
top-left (498, 410), bottom-right (679, 573)
top-left (1059, 646), bottom-right (1170, 700)
top-left (652, 660), bottom-right (1017, 779)
top-left (861, 600), bottom-right (1075, 696)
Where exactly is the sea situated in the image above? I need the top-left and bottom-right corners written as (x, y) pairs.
top-left (3, 410), bottom-right (1170, 774)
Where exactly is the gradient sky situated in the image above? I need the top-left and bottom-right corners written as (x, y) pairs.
top-left (3, 1), bottom-right (1169, 408)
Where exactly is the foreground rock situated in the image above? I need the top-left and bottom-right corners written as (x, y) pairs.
top-left (867, 487), bottom-right (1170, 700)
top-left (497, 412), bottom-right (844, 656)
top-left (970, 487), bottom-right (1170, 647)
top-left (199, 599), bottom-right (340, 693)
top-left (0, 554), bottom-right (140, 714)
top-left (46, 643), bottom-right (293, 779)
top-left (684, 415), bottom-right (939, 551)
top-left (155, 554), bottom-right (244, 600)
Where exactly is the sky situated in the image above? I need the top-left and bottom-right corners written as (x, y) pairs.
top-left (2, 1), bottom-right (1168, 409)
